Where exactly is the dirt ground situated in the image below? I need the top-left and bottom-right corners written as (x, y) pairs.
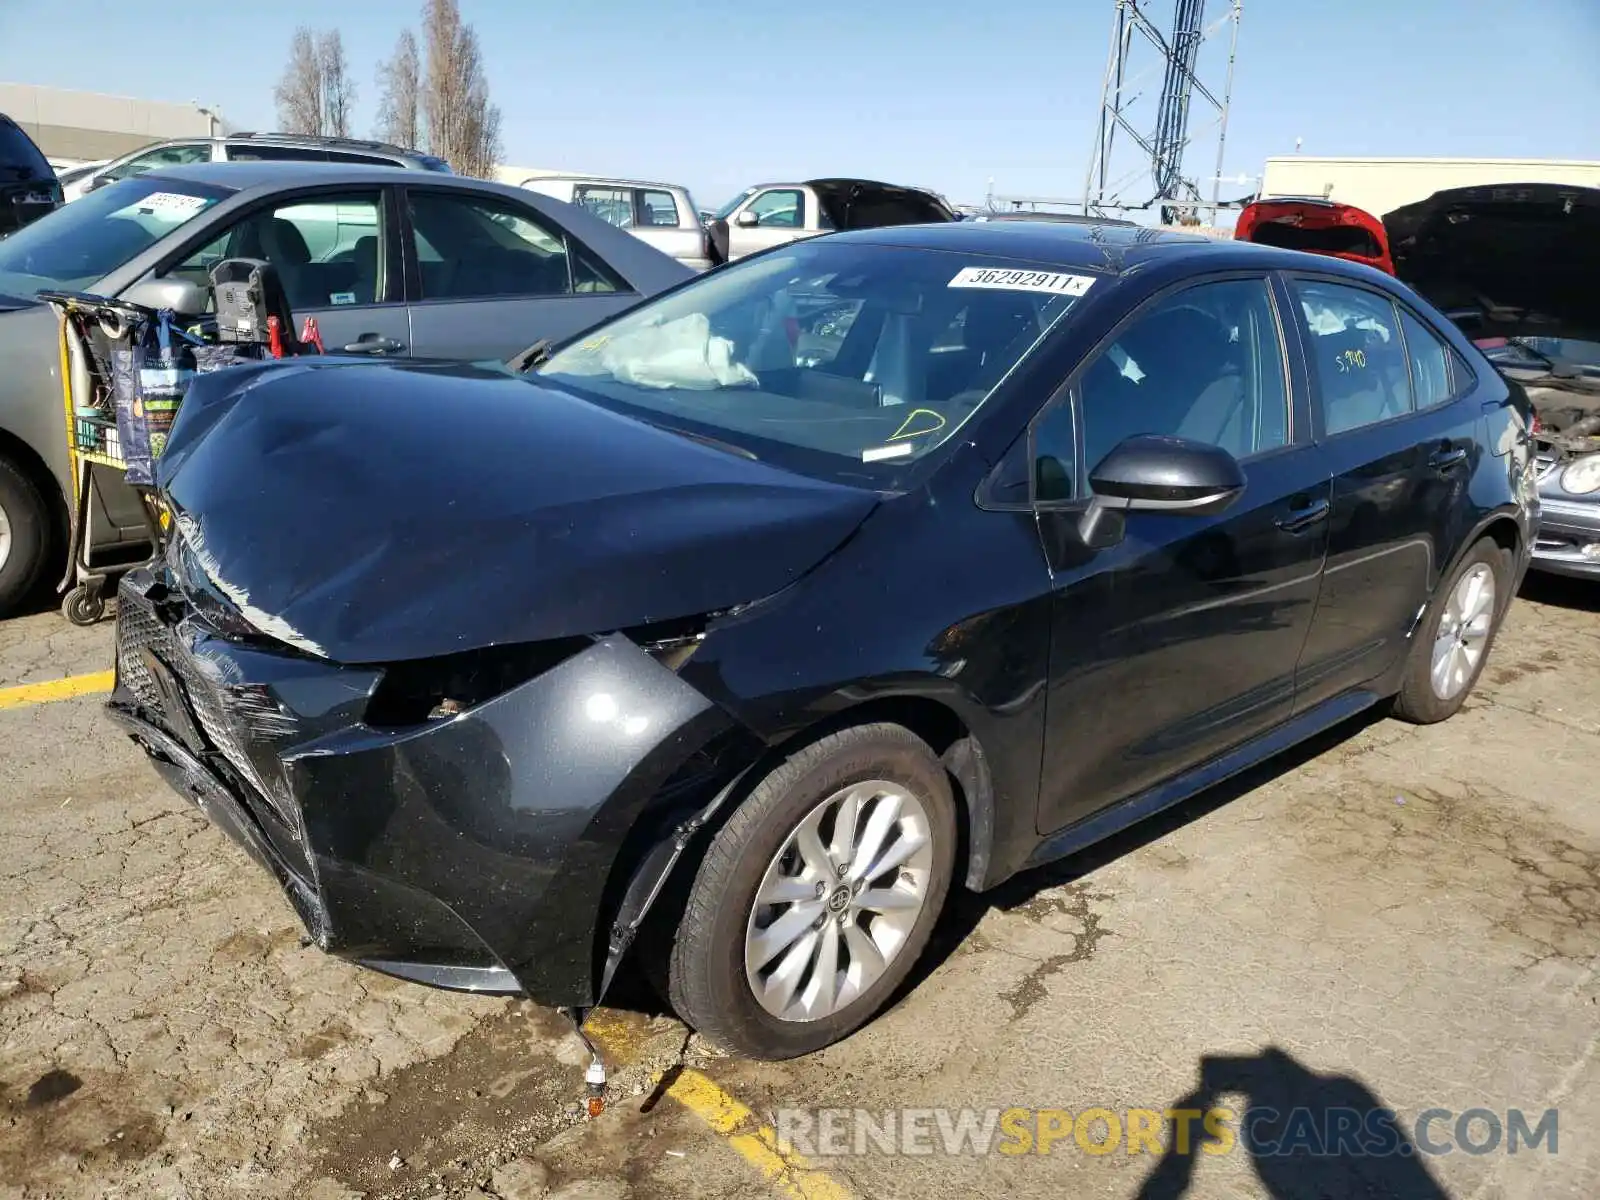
top-left (2, 574), bottom-right (1597, 1200)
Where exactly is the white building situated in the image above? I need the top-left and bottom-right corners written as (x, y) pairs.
top-left (1257, 155), bottom-right (1600, 218)
top-left (0, 82), bottom-right (230, 167)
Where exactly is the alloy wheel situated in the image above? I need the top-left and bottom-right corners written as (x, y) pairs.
top-left (744, 780), bottom-right (934, 1022)
top-left (1430, 562), bottom-right (1496, 700)
top-left (0, 499), bottom-right (11, 575)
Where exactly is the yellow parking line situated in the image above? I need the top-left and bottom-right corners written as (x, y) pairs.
top-left (660, 1067), bottom-right (852, 1200)
top-left (585, 1012), bottom-right (851, 1200)
top-left (0, 670), bottom-right (114, 710)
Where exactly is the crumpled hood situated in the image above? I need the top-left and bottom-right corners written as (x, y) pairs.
top-left (1385, 183), bottom-right (1600, 342)
top-left (156, 360), bottom-right (879, 663)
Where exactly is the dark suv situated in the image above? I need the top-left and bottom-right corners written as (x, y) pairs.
top-left (0, 114), bottom-right (61, 235)
top-left (64, 132), bottom-right (449, 200)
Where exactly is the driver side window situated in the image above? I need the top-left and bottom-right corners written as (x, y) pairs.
top-left (1077, 277), bottom-right (1289, 479)
top-left (747, 189), bottom-right (804, 229)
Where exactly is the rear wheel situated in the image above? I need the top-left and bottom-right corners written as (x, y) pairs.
top-left (667, 723), bottom-right (956, 1059)
top-left (1392, 537), bottom-right (1510, 724)
top-left (0, 456), bottom-right (51, 618)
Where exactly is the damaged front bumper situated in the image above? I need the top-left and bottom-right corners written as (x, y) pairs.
top-left (108, 566), bottom-right (748, 1007)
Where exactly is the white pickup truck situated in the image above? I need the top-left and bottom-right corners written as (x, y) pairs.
top-left (705, 177), bottom-right (958, 263)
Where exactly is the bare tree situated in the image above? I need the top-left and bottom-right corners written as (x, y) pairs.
top-left (420, 0), bottom-right (502, 178)
top-left (374, 29), bottom-right (422, 150)
top-left (273, 28), bottom-right (324, 136)
top-left (318, 31), bottom-right (355, 139)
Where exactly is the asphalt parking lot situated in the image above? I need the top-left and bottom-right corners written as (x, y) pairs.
top-left (2, 576), bottom-right (1597, 1200)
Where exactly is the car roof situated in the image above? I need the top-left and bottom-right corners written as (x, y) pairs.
top-left (526, 175), bottom-right (687, 193)
top-left (143, 159), bottom-right (503, 195)
top-left (827, 219), bottom-right (1379, 279)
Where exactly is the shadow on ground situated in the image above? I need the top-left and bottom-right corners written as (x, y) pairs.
top-left (1134, 1046), bottom-right (1451, 1200)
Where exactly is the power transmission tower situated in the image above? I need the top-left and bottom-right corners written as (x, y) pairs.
top-left (1083, 0), bottom-right (1243, 224)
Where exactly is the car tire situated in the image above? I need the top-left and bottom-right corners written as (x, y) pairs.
top-left (667, 722), bottom-right (956, 1060)
top-left (1392, 536), bottom-right (1511, 725)
top-left (0, 456), bottom-right (51, 618)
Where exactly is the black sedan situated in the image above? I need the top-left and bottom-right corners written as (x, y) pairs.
top-left (108, 222), bottom-right (1536, 1060)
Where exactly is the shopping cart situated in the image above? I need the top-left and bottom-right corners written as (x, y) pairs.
top-left (39, 263), bottom-right (321, 626)
top-left (39, 290), bottom-right (172, 625)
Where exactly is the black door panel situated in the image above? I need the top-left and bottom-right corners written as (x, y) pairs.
top-left (1034, 274), bottom-right (1329, 836)
top-left (1037, 452), bottom-right (1330, 834)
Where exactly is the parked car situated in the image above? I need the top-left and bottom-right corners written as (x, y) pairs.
top-left (52, 159), bottom-right (109, 193)
top-left (61, 132), bottom-right (451, 201)
top-left (966, 210), bottom-right (1138, 227)
top-left (1388, 183), bottom-right (1600, 581)
top-left (1237, 183), bottom-right (1597, 580)
top-left (0, 113), bottom-right (62, 236)
top-left (518, 176), bottom-right (715, 271)
top-left (0, 161), bottom-right (692, 616)
top-left (1233, 195), bottom-right (1395, 274)
top-left (706, 177), bottom-right (958, 262)
top-left (109, 222), bottom-right (1532, 1060)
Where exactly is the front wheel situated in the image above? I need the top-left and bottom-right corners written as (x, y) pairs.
top-left (667, 723), bottom-right (956, 1059)
top-left (0, 456), bottom-right (52, 618)
top-left (1392, 536), bottom-right (1510, 724)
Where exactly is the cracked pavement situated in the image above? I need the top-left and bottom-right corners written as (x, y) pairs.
top-left (2, 575), bottom-right (1597, 1199)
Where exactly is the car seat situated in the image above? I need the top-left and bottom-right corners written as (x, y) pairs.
top-left (237, 217), bottom-right (314, 309)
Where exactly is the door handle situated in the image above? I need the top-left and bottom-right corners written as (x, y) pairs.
top-left (1275, 497), bottom-right (1330, 534)
top-left (1429, 446), bottom-right (1469, 473)
top-left (341, 335), bottom-right (404, 355)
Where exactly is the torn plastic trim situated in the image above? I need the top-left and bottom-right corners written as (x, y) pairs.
top-left (596, 756), bottom-right (763, 1003)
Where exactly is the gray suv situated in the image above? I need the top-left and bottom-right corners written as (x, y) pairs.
top-left (63, 132), bottom-right (450, 201)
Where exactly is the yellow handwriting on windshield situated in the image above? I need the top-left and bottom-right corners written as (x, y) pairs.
top-left (888, 409), bottom-right (948, 441)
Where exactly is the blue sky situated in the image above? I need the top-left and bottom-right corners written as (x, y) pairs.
top-left (2, 0), bottom-right (1596, 212)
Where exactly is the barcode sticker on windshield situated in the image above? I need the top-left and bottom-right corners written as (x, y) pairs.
top-left (949, 267), bottom-right (1097, 296)
top-left (130, 192), bottom-right (209, 218)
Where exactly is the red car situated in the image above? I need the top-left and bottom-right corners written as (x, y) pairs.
top-left (1233, 196), bottom-right (1394, 275)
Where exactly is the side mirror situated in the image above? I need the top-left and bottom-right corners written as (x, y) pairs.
top-left (734, 210), bottom-right (760, 228)
top-left (1077, 434), bottom-right (1246, 549)
top-left (84, 173), bottom-right (111, 193)
top-left (122, 275), bottom-right (210, 317)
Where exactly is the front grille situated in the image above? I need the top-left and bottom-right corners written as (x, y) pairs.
top-left (116, 577), bottom-right (301, 844)
top-left (115, 586), bottom-right (168, 712)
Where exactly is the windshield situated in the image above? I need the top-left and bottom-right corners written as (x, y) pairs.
top-left (538, 241), bottom-right (1099, 485)
top-left (713, 188), bottom-right (758, 221)
top-left (0, 176), bottom-right (228, 299)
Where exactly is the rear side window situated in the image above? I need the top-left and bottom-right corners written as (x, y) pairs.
top-left (0, 118), bottom-right (52, 176)
top-left (637, 189), bottom-right (680, 227)
top-left (226, 144), bottom-right (329, 162)
top-left (408, 191), bottom-right (624, 300)
top-left (1292, 279), bottom-right (1412, 435)
top-left (1398, 309), bottom-right (1453, 409)
top-left (326, 150), bottom-right (403, 166)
